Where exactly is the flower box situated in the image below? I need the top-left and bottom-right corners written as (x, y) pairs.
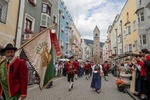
top-left (25, 29), bottom-right (34, 34)
top-left (116, 79), bottom-right (126, 92)
top-left (117, 85), bottom-right (125, 92)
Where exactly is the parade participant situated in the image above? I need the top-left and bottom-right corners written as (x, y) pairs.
top-left (102, 61), bottom-right (109, 81)
top-left (84, 61), bottom-right (91, 80)
top-left (91, 60), bottom-right (104, 93)
top-left (74, 60), bottom-right (80, 80)
top-left (0, 43), bottom-right (28, 100)
top-left (141, 49), bottom-right (150, 100)
top-left (66, 56), bottom-right (75, 91)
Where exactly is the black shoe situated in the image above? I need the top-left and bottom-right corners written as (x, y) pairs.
top-left (69, 88), bottom-right (71, 91)
top-left (96, 90), bottom-right (100, 94)
top-left (71, 84), bottom-right (73, 89)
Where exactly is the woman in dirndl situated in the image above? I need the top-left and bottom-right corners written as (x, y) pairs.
top-left (91, 60), bottom-right (104, 93)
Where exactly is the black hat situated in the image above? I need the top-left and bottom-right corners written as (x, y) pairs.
top-left (1, 43), bottom-right (17, 53)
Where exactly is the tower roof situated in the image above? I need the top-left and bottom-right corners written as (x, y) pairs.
top-left (93, 26), bottom-right (100, 32)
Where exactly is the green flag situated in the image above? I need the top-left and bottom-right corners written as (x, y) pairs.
top-left (23, 29), bottom-right (54, 89)
top-left (44, 49), bottom-right (54, 86)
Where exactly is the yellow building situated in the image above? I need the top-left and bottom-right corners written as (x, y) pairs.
top-left (0, 0), bottom-right (19, 48)
top-left (119, 0), bottom-right (139, 54)
top-left (71, 22), bottom-right (82, 59)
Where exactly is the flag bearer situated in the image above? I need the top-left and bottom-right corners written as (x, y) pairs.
top-left (0, 43), bottom-right (28, 100)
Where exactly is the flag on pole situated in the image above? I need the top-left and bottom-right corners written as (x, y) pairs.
top-left (23, 29), bottom-right (54, 89)
top-left (50, 29), bottom-right (62, 57)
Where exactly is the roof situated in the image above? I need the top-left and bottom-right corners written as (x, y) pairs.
top-left (84, 39), bottom-right (104, 48)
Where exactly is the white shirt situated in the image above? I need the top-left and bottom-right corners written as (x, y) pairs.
top-left (92, 64), bottom-right (103, 73)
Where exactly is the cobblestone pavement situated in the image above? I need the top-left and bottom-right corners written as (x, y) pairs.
top-left (25, 75), bottom-right (133, 100)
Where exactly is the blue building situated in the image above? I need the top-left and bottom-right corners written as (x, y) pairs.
top-left (58, 0), bottom-right (73, 58)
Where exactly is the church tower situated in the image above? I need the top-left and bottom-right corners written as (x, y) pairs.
top-left (93, 26), bottom-right (100, 63)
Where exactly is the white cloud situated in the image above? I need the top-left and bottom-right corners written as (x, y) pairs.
top-left (63, 0), bottom-right (126, 42)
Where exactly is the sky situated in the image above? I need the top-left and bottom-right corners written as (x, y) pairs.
top-left (63, 0), bottom-right (126, 42)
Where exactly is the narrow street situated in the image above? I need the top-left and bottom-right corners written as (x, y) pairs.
top-left (25, 75), bottom-right (133, 100)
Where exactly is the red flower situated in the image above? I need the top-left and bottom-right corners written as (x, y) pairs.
top-left (25, 29), bottom-right (34, 34)
top-left (116, 79), bottom-right (125, 87)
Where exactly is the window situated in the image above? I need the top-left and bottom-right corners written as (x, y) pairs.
top-left (25, 19), bottom-right (32, 30)
top-left (134, 40), bottom-right (138, 51)
top-left (40, 13), bottom-right (51, 27)
top-left (0, 1), bottom-right (8, 23)
top-left (140, 36), bottom-right (142, 45)
top-left (66, 33), bottom-right (69, 43)
top-left (0, 4), bottom-right (2, 22)
top-left (129, 44), bottom-right (132, 52)
top-left (118, 35), bottom-right (121, 43)
top-left (132, 20), bottom-right (136, 31)
top-left (60, 39), bottom-right (64, 47)
top-left (61, 11), bottom-right (65, 18)
top-left (142, 35), bottom-right (147, 44)
top-left (24, 14), bottom-right (35, 34)
top-left (66, 43), bottom-right (69, 50)
top-left (148, 8), bottom-right (150, 17)
top-left (61, 24), bottom-right (64, 32)
top-left (139, 0), bottom-right (141, 6)
top-left (138, 11), bottom-right (144, 23)
top-left (42, 3), bottom-right (51, 16)
top-left (125, 26), bottom-right (131, 35)
top-left (53, 15), bottom-right (57, 24)
top-left (140, 35), bottom-right (147, 45)
top-left (66, 19), bottom-right (69, 25)
top-left (95, 33), bottom-right (98, 37)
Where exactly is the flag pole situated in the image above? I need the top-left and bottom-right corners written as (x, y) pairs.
top-left (0, 24), bottom-right (55, 65)
top-left (17, 25), bottom-right (55, 50)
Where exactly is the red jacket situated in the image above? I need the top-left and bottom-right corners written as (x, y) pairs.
top-left (138, 61), bottom-right (145, 76)
top-left (74, 61), bottom-right (80, 71)
top-left (0, 57), bottom-right (28, 97)
top-left (66, 61), bottom-right (75, 74)
top-left (146, 54), bottom-right (150, 61)
top-left (84, 63), bottom-right (91, 70)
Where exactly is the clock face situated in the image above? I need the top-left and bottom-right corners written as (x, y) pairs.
top-left (95, 33), bottom-right (98, 37)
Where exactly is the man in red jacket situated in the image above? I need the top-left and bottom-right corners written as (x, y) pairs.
top-left (66, 56), bottom-right (75, 91)
top-left (141, 49), bottom-right (150, 100)
top-left (0, 43), bottom-right (28, 100)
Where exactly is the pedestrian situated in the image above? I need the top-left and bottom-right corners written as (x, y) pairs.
top-left (102, 61), bottom-right (109, 81)
top-left (0, 43), bottom-right (28, 100)
top-left (141, 49), bottom-right (150, 100)
top-left (91, 60), bottom-right (104, 93)
top-left (66, 56), bottom-right (75, 91)
top-left (84, 61), bottom-right (91, 80)
top-left (59, 62), bottom-right (64, 77)
top-left (54, 62), bottom-right (59, 77)
top-left (26, 60), bottom-right (34, 85)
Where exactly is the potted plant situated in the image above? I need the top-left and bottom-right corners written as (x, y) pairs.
top-left (25, 29), bottom-right (34, 34)
top-left (116, 79), bottom-right (126, 92)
